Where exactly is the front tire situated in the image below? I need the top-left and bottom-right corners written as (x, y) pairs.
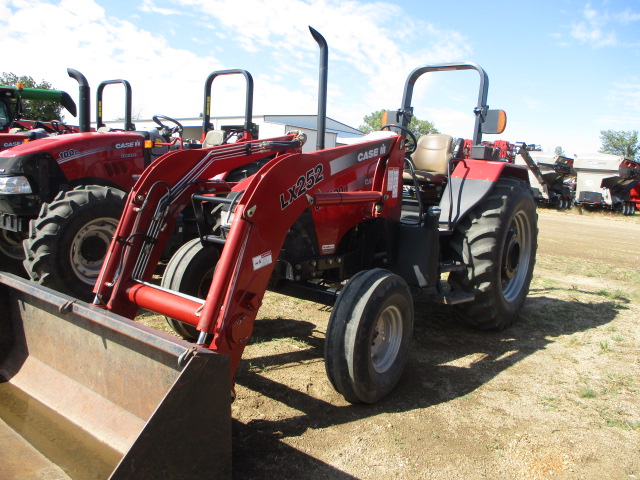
top-left (449, 177), bottom-right (537, 330)
top-left (325, 269), bottom-right (413, 404)
top-left (22, 186), bottom-right (126, 300)
top-left (161, 238), bottom-right (219, 341)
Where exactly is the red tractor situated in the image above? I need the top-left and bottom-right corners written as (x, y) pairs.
top-left (0, 28), bottom-right (537, 478)
top-left (92, 31), bottom-right (537, 405)
top-left (0, 68), bottom-right (255, 297)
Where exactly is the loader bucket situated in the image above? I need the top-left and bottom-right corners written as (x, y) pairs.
top-left (0, 272), bottom-right (231, 479)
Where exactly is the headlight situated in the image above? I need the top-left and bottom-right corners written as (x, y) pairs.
top-left (0, 176), bottom-right (33, 194)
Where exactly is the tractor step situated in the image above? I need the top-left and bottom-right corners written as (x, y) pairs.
top-left (429, 290), bottom-right (476, 305)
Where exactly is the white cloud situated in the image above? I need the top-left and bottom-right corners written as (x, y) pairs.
top-left (570, 2), bottom-right (640, 47)
top-left (169, 0), bottom-right (472, 126)
top-left (0, 0), bottom-right (223, 121)
top-left (603, 78), bottom-right (640, 127)
top-left (1, 0), bottom-right (473, 129)
top-left (139, 0), bottom-right (182, 15)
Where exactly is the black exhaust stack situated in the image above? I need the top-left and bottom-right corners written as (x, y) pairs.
top-left (310, 26), bottom-right (327, 151)
top-left (67, 68), bottom-right (91, 132)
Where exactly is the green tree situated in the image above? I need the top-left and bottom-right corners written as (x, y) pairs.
top-left (0, 72), bottom-right (64, 122)
top-left (554, 146), bottom-right (565, 156)
top-left (599, 129), bottom-right (639, 160)
top-left (359, 109), bottom-right (439, 137)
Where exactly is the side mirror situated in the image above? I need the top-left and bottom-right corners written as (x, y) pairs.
top-left (381, 110), bottom-right (401, 126)
top-left (481, 109), bottom-right (507, 134)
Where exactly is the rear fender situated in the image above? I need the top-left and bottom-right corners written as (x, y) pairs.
top-left (439, 159), bottom-right (529, 229)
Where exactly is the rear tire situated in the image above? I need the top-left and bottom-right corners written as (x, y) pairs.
top-left (449, 177), bottom-right (537, 330)
top-left (325, 268), bottom-right (413, 404)
top-left (22, 186), bottom-right (125, 300)
top-left (161, 238), bottom-right (219, 341)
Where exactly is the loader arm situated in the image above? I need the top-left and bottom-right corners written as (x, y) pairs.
top-left (517, 144), bottom-right (550, 198)
top-left (94, 132), bottom-right (405, 380)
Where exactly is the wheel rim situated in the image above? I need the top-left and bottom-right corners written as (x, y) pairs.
top-left (69, 217), bottom-right (118, 284)
top-left (0, 229), bottom-right (25, 260)
top-left (501, 210), bottom-right (532, 302)
top-left (370, 304), bottom-right (403, 373)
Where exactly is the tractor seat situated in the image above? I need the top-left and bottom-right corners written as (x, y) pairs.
top-left (202, 129), bottom-right (225, 147)
top-left (404, 133), bottom-right (453, 183)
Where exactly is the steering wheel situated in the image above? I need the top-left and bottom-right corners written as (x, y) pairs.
top-left (152, 115), bottom-right (184, 138)
top-left (32, 120), bottom-right (55, 134)
top-left (49, 119), bottom-right (73, 134)
top-left (381, 124), bottom-right (417, 154)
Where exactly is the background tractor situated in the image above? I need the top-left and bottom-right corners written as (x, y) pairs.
top-left (0, 79), bottom-right (80, 151)
top-left (0, 68), bottom-right (254, 296)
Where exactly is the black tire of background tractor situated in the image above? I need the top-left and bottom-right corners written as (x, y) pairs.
top-left (448, 177), bottom-right (537, 330)
top-left (0, 229), bottom-right (27, 276)
top-left (161, 237), bottom-right (219, 341)
top-left (22, 186), bottom-right (126, 300)
top-left (324, 268), bottom-right (414, 404)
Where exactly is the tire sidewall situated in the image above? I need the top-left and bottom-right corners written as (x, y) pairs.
top-left (490, 186), bottom-right (537, 319)
top-left (349, 285), bottom-right (414, 403)
top-left (450, 177), bottom-right (538, 330)
top-left (326, 269), bottom-right (414, 404)
top-left (24, 186), bottom-right (125, 300)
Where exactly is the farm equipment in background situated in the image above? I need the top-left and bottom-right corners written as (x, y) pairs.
top-left (574, 153), bottom-right (638, 215)
top-left (514, 150), bottom-right (577, 209)
top-left (0, 81), bottom-right (80, 151)
top-left (0, 68), bottom-right (174, 283)
top-left (454, 139), bottom-right (576, 209)
top-left (0, 67), bottom-right (254, 294)
top-left (0, 26), bottom-right (537, 478)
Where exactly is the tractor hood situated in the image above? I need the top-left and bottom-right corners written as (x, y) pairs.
top-left (0, 134), bottom-right (26, 152)
top-left (0, 131), bottom-right (146, 161)
top-left (0, 132), bottom-right (149, 191)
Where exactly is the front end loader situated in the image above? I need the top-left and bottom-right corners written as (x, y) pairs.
top-left (92, 44), bottom-right (536, 403)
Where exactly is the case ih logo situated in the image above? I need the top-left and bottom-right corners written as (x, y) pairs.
top-left (357, 143), bottom-right (387, 162)
top-left (59, 149), bottom-right (79, 159)
top-left (115, 141), bottom-right (141, 149)
top-left (2, 141), bottom-right (22, 148)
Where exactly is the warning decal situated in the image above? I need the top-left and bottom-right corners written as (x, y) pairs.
top-left (252, 251), bottom-right (273, 271)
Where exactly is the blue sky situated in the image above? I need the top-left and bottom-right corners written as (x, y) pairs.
top-left (1, 0), bottom-right (639, 155)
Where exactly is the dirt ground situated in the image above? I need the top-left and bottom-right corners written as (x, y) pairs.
top-left (142, 208), bottom-right (640, 480)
